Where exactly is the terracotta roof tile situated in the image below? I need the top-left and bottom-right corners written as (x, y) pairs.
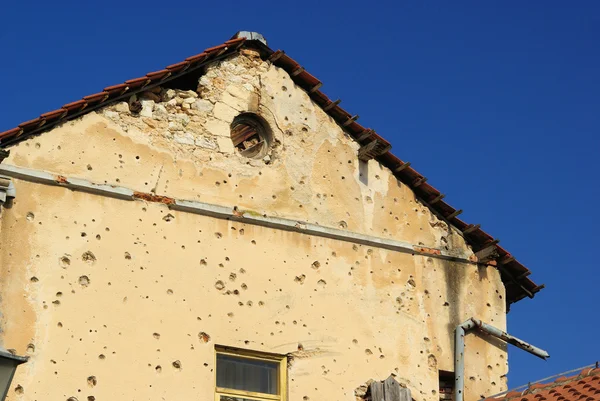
top-left (0, 32), bottom-right (542, 306)
top-left (486, 368), bottom-right (600, 401)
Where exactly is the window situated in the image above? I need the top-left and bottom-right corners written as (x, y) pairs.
top-left (215, 346), bottom-right (287, 401)
top-left (230, 113), bottom-right (272, 159)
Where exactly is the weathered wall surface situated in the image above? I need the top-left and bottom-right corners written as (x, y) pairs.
top-left (0, 51), bottom-right (507, 401)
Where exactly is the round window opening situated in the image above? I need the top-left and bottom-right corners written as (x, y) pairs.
top-left (230, 113), bottom-right (272, 159)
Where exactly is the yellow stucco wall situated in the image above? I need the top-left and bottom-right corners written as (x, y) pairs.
top-left (0, 51), bottom-right (508, 401)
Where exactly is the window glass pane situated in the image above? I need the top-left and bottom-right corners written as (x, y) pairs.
top-left (217, 354), bottom-right (279, 395)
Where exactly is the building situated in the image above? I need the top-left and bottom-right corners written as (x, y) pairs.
top-left (0, 32), bottom-right (544, 401)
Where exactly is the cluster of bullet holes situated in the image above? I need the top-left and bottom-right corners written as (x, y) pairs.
top-left (230, 113), bottom-right (272, 158)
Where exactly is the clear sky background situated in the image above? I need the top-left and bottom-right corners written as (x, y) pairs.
top-left (1, 0), bottom-right (598, 391)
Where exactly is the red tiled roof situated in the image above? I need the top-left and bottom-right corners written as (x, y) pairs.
top-left (0, 32), bottom-right (543, 307)
top-left (486, 367), bottom-right (600, 401)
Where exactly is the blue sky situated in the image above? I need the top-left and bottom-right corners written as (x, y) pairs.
top-left (1, 0), bottom-right (599, 389)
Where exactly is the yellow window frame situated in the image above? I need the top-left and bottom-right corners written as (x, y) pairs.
top-left (215, 345), bottom-right (287, 401)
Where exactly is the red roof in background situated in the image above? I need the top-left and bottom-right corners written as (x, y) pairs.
top-left (0, 32), bottom-right (544, 307)
top-left (486, 366), bottom-right (600, 401)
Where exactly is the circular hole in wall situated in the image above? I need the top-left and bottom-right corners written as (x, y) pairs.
top-left (230, 113), bottom-right (272, 158)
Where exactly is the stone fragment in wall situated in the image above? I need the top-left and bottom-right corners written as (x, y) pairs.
top-left (168, 121), bottom-right (183, 131)
top-left (174, 132), bottom-right (196, 145)
top-left (243, 83), bottom-right (254, 92)
top-left (172, 113), bottom-right (190, 126)
top-left (204, 118), bottom-right (230, 137)
top-left (182, 103), bottom-right (191, 110)
top-left (175, 97), bottom-right (184, 106)
top-left (195, 136), bottom-right (218, 150)
top-left (213, 102), bottom-right (238, 122)
top-left (191, 99), bottom-right (213, 112)
top-left (182, 97), bottom-right (196, 105)
top-left (216, 137), bottom-right (235, 154)
top-left (153, 104), bottom-right (168, 120)
top-left (140, 100), bottom-right (155, 118)
top-left (162, 89), bottom-right (176, 102)
top-left (165, 98), bottom-right (177, 111)
top-left (178, 90), bottom-right (198, 99)
top-left (104, 110), bottom-right (120, 120)
top-left (115, 102), bottom-right (129, 113)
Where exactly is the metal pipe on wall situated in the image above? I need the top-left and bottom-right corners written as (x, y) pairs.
top-left (454, 318), bottom-right (549, 401)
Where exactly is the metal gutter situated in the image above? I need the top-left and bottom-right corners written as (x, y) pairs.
top-left (455, 318), bottom-right (549, 401)
top-left (0, 163), bottom-right (483, 266)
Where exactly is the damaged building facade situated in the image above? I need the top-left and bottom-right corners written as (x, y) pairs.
top-left (0, 33), bottom-right (544, 401)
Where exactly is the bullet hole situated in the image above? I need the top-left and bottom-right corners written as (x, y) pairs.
top-left (214, 232), bottom-right (223, 239)
top-left (82, 251), bottom-right (96, 263)
top-left (67, 397), bottom-right (78, 401)
top-left (26, 212), bottom-right (35, 221)
top-left (241, 283), bottom-right (247, 290)
top-left (311, 261), bottom-right (320, 269)
top-left (239, 229), bottom-right (245, 235)
top-left (79, 276), bottom-right (90, 287)
top-left (60, 256), bottom-right (71, 268)
top-left (58, 322), bottom-right (63, 328)
top-left (52, 300), bottom-right (60, 305)
top-left (297, 343), bottom-right (304, 351)
top-left (428, 354), bottom-right (437, 368)
top-left (338, 221), bottom-right (347, 229)
top-left (469, 376), bottom-right (476, 381)
top-left (124, 252), bottom-right (131, 260)
top-left (14, 385), bottom-right (23, 394)
top-left (215, 281), bottom-right (225, 290)
top-left (200, 259), bottom-right (207, 266)
top-left (87, 376), bottom-right (97, 387)
top-left (153, 333), bottom-right (160, 339)
top-left (155, 365), bottom-right (162, 373)
top-left (227, 312), bottom-right (234, 317)
top-left (352, 339), bottom-right (358, 344)
top-left (172, 360), bottom-right (182, 370)
top-left (30, 276), bottom-right (39, 283)
top-left (26, 344), bottom-right (35, 353)
top-left (317, 279), bottom-right (327, 287)
top-left (365, 349), bottom-right (373, 355)
top-left (487, 365), bottom-right (493, 370)
top-left (294, 275), bottom-right (306, 284)
top-left (198, 332), bottom-right (211, 343)
top-left (407, 279), bottom-right (416, 288)
top-left (88, 397), bottom-right (95, 401)
top-left (81, 232), bottom-right (87, 237)
top-left (258, 301), bottom-right (264, 306)
top-left (282, 86), bottom-right (287, 91)
top-left (251, 240), bottom-right (256, 245)
top-left (424, 337), bottom-right (430, 342)
top-left (98, 354), bottom-right (105, 360)
top-left (247, 301), bottom-right (253, 307)
top-left (163, 214), bottom-right (175, 222)
top-left (167, 289), bottom-right (173, 295)
top-left (443, 302), bottom-right (449, 306)
top-left (229, 273), bottom-right (237, 282)
top-left (239, 268), bottom-right (246, 274)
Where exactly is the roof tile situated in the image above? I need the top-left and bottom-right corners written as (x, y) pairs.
top-left (487, 368), bottom-right (600, 401)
